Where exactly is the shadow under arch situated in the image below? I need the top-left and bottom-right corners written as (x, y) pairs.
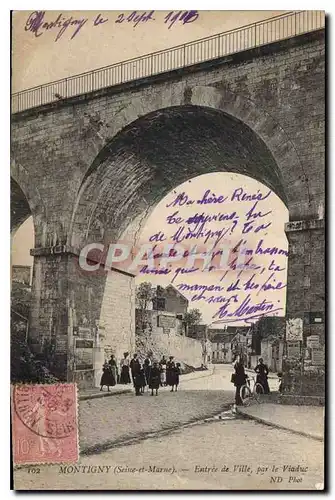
top-left (69, 104), bottom-right (290, 250)
top-left (11, 160), bottom-right (47, 247)
top-left (11, 178), bottom-right (31, 236)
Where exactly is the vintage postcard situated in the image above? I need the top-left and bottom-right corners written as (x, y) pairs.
top-left (11, 9), bottom-right (325, 490)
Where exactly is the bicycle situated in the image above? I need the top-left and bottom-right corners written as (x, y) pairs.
top-left (239, 376), bottom-right (264, 406)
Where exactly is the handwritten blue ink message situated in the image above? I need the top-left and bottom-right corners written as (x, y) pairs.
top-left (140, 183), bottom-right (288, 325)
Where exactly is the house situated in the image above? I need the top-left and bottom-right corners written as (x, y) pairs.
top-left (136, 284), bottom-right (189, 337)
top-left (210, 331), bottom-right (235, 363)
top-left (209, 326), bottom-right (250, 364)
top-left (187, 323), bottom-right (207, 340)
top-left (152, 284), bottom-right (188, 319)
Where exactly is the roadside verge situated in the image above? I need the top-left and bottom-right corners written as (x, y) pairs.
top-left (79, 365), bottom-right (215, 401)
top-left (236, 403), bottom-right (324, 441)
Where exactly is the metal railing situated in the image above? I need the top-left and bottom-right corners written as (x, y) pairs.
top-left (12, 10), bottom-right (325, 113)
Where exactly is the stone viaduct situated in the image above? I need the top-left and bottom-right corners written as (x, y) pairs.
top-left (11, 15), bottom-right (325, 384)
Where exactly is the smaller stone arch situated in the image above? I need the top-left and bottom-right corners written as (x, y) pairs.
top-left (11, 158), bottom-right (48, 247)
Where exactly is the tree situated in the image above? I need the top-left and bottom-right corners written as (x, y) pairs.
top-left (11, 330), bottom-right (58, 384)
top-left (183, 309), bottom-right (202, 336)
top-left (136, 282), bottom-right (155, 310)
top-left (135, 282), bottom-right (155, 333)
top-left (254, 316), bottom-right (285, 340)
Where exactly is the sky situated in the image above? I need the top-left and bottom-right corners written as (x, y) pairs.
top-left (12, 10), bottom-right (287, 92)
top-left (11, 10), bottom-right (290, 327)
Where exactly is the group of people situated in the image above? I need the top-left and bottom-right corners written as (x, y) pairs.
top-left (232, 356), bottom-right (270, 405)
top-left (100, 352), bottom-right (181, 396)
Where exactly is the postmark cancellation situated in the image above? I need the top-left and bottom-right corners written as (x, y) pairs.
top-left (11, 383), bottom-right (78, 465)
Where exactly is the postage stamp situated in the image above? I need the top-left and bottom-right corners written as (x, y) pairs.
top-left (12, 383), bottom-right (78, 465)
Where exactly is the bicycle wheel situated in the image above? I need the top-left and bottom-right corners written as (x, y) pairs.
top-left (240, 384), bottom-right (252, 406)
top-left (253, 383), bottom-right (264, 402)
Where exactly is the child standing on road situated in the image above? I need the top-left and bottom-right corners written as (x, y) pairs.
top-left (133, 365), bottom-right (145, 396)
top-left (100, 362), bottom-right (114, 392)
top-left (149, 362), bottom-right (161, 396)
top-left (139, 365), bottom-right (146, 394)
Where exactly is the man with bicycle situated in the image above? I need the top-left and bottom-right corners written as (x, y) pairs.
top-left (232, 356), bottom-right (248, 405)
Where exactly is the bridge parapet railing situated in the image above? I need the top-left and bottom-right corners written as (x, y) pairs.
top-left (12, 10), bottom-right (325, 113)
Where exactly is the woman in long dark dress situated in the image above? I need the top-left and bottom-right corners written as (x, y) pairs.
top-left (233, 357), bottom-right (248, 405)
top-left (100, 362), bottom-right (114, 392)
top-left (133, 364), bottom-right (145, 396)
top-left (120, 352), bottom-right (131, 384)
top-left (143, 356), bottom-right (152, 391)
top-left (108, 355), bottom-right (118, 386)
top-left (166, 356), bottom-right (177, 392)
top-left (255, 358), bottom-right (270, 394)
top-left (139, 364), bottom-right (146, 394)
top-left (171, 362), bottom-right (181, 392)
top-left (130, 354), bottom-right (140, 387)
top-left (149, 362), bottom-right (161, 396)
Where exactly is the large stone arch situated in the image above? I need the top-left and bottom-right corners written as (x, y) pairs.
top-left (64, 97), bottom-right (298, 387)
top-left (68, 85), bottom-right (308, 250)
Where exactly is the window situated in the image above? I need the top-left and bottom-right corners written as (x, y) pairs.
top-left (152, 297), bottom-right (166, 311)
top-left (304, 312), bottom-right (324, 324)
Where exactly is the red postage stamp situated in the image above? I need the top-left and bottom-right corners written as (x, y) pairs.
top-left (12, 383), bottom-right (78, 465)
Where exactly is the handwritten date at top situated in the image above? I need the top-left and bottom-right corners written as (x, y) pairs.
top-left (115, 11), bottom-right (155, 27)
top-left (24, 10), bottom-right (199, 41)
top-left (115, 10), bottom-right (199, 29)
top-left (24, 11), bottom-right (108, 41)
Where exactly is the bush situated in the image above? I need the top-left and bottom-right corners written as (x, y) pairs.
top-left (281, 356), bottom-right (325, 396)
top-left (11, 330), bottom-right (58, 384)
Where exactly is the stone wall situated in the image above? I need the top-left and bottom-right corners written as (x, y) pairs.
top-left (69, 266), bottom-right (136, 387)
top-left (136, 310), bottom-right (207, 368)
top-left (99, 269), bottom-right (136, 361)
top-left (285, 219), bottom-right (325, 344)
top-left (150, 330), bottom-right (206, 368)
top-left (150, 310), bottom-right (183, 336)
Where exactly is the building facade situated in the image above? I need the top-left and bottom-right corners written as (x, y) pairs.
top-left (153, 285), bottom-right (189, 318)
